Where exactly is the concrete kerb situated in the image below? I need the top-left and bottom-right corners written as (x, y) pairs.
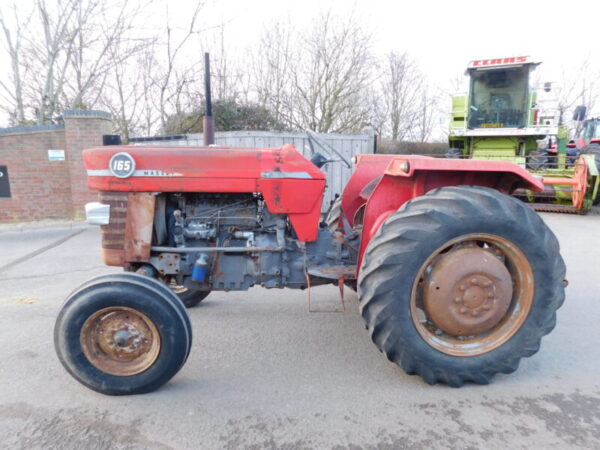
top-left (0, 219), bottom-right (90, 232)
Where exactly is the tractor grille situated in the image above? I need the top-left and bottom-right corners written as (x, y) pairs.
top-left (99, 192), bottom-right (128, 265)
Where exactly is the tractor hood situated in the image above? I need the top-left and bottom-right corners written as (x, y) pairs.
top-left (83, 144), bottom-right (325, 191)
top-left (83, 144), bottom-right (326, 242)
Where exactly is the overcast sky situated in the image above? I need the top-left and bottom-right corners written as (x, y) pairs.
top-left (195, 0), bottom-right (599, 91)
top-left (1, 0), bottom-right (598, 127)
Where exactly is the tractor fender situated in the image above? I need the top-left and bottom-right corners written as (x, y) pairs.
top-left (344, 155), bottom-right (544, 273)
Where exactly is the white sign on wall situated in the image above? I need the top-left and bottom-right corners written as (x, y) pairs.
top-left (48, 149), bottom-right (65, 161)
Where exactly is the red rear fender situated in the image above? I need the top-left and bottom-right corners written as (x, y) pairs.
top-left (341, 155), bottom-right (544, 272)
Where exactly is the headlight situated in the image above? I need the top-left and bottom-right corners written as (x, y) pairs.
top-left (85, 202), bottom-right (110, 225)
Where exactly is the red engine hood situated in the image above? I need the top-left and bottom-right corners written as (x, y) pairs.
top-left (84, 144), bottom-right (326, 242)
top-left (84, 144), bottom-right (325, 189)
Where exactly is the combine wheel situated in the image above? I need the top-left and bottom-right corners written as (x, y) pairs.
top-left (581, 144), bottom-right (600, 205)
top-left (445, 148), bottom-right (462, 159)
top-left (55, 273), bottom-right (192, 395)
top-left (526, 150), bottom-right (550, 170)
top-left (358, 186), bottom-right (565, 386)
top-left (581, 143), bottom-right (600, 170)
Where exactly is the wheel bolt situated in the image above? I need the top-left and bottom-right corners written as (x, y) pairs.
top-left (483, 280), bottom-right (492, 287)
top-left (454, 297), bottom-right (461, 303)
top-left (482, 304), bottom-right (491, 311)
top-left (459, 307), bottom-right (467, 314)
top-left (470, 278), bottom-right (478, 285)
top-left (471, 311), bottom-right (479, 317)
top-left (488, 293), bottom-right (494, 299)
top-left (459, 284), bottom-right (466, 291)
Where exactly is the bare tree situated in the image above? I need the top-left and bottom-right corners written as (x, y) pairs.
top-left (554, 69), bottom-right (580, 128)
top-left (551, 59), bottom-right (600, 138)
top-left (65, 0), bottom-right (145, 110)
top-left (153, 1), bottom-right (203, 131)
top-left (251, 21), bottom-right (292, 124)
top-left (447, 73), bottom-right (467, 95)
top-left (0, 2), bottom-right (463, 143)
top-left (282, 12), bottom-right (373, 133)
top-left (366, 85), bottom-right (387, 144)
top-left (100, 37), bottom-right (157, 142)
top-left (24, 0), bottom-right (83, 124)
top-left (0, 0), bottom-right (149, 126)
top-left (575, 59), bottom-right (599, 118)
top-left (139, 48), bottom-right (161, 136)
top-left (0, 3), bottom-right (32, 125)
top-left (379, 51), bottom-right (422, 141)
top-left (412, 86), bottom-right (440, 143)
top-left (210, 25), bottom-right (239, 101)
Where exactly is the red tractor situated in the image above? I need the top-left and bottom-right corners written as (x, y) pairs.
top-left (54, 144), bottom-right (566, 394)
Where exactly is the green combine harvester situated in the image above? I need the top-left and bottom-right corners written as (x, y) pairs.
top-left (448, 56), bottom-right (600, 213)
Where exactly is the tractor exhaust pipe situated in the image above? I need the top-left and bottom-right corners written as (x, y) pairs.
top-left (203, 52), bottom-right (215, 146)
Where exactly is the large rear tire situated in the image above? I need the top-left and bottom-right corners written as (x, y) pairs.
top-left (55, 273), bottom-right (192, 395)
top-left (358, 186), bottom-right (565, 386)
top-left (324, 196), bottom-right (343, 231)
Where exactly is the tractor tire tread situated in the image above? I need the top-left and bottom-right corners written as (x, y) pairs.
top-left (54, 274), bottom-right (192, 395)
top-left (358, 186), bottom-right (565, 387)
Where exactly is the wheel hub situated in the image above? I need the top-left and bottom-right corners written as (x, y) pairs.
top-left (423, 247), bottom-right (513, 336)
top-left (80, 307), bottom-right (160, 376)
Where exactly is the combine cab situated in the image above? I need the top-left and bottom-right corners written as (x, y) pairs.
top-left (448, 56), bottom-right (600, 213)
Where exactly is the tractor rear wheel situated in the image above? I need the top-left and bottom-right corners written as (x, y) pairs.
top-left (358, 186), bottom-right (565, 386)
top-left (55, 273), bottom-right (192, 395)
top-left (324, 196), bottom-right (343, 231)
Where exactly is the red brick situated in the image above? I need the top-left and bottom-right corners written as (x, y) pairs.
top-left (0, 112), bottom-right (112, 223)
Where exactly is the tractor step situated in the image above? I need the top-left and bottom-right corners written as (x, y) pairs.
top-left (307, 264), bottom-right (357, 280)
top-left (528, 204), bottom-right (587, 214)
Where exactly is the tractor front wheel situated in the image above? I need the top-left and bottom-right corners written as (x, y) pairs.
top-left (358, 186), bottom-right (565, 386)
top-left (54, 273), bottom-right (192, 395)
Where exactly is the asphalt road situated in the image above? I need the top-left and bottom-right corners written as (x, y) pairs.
top-left (0, 213), bottom-right (599, 449)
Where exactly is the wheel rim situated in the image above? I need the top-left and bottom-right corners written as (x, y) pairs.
top-left (80, 307), bottom-right (161, 376)
top-left (410, 233), bottom-right (534, 357)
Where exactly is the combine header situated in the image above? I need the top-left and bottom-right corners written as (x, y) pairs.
top-left (448, 56), bottom-right (599, 213)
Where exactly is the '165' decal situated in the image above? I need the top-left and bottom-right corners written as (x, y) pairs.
top-left (109, 152), bottom-right (136, 178)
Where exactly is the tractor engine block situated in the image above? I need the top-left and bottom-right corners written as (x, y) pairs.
top-left (147, 193), bottom-right (340, 292)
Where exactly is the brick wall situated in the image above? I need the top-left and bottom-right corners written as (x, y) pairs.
top-left (63, 112), bottom-right (113, 218)
top-left (0, 111), bottom-right (112, 223)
